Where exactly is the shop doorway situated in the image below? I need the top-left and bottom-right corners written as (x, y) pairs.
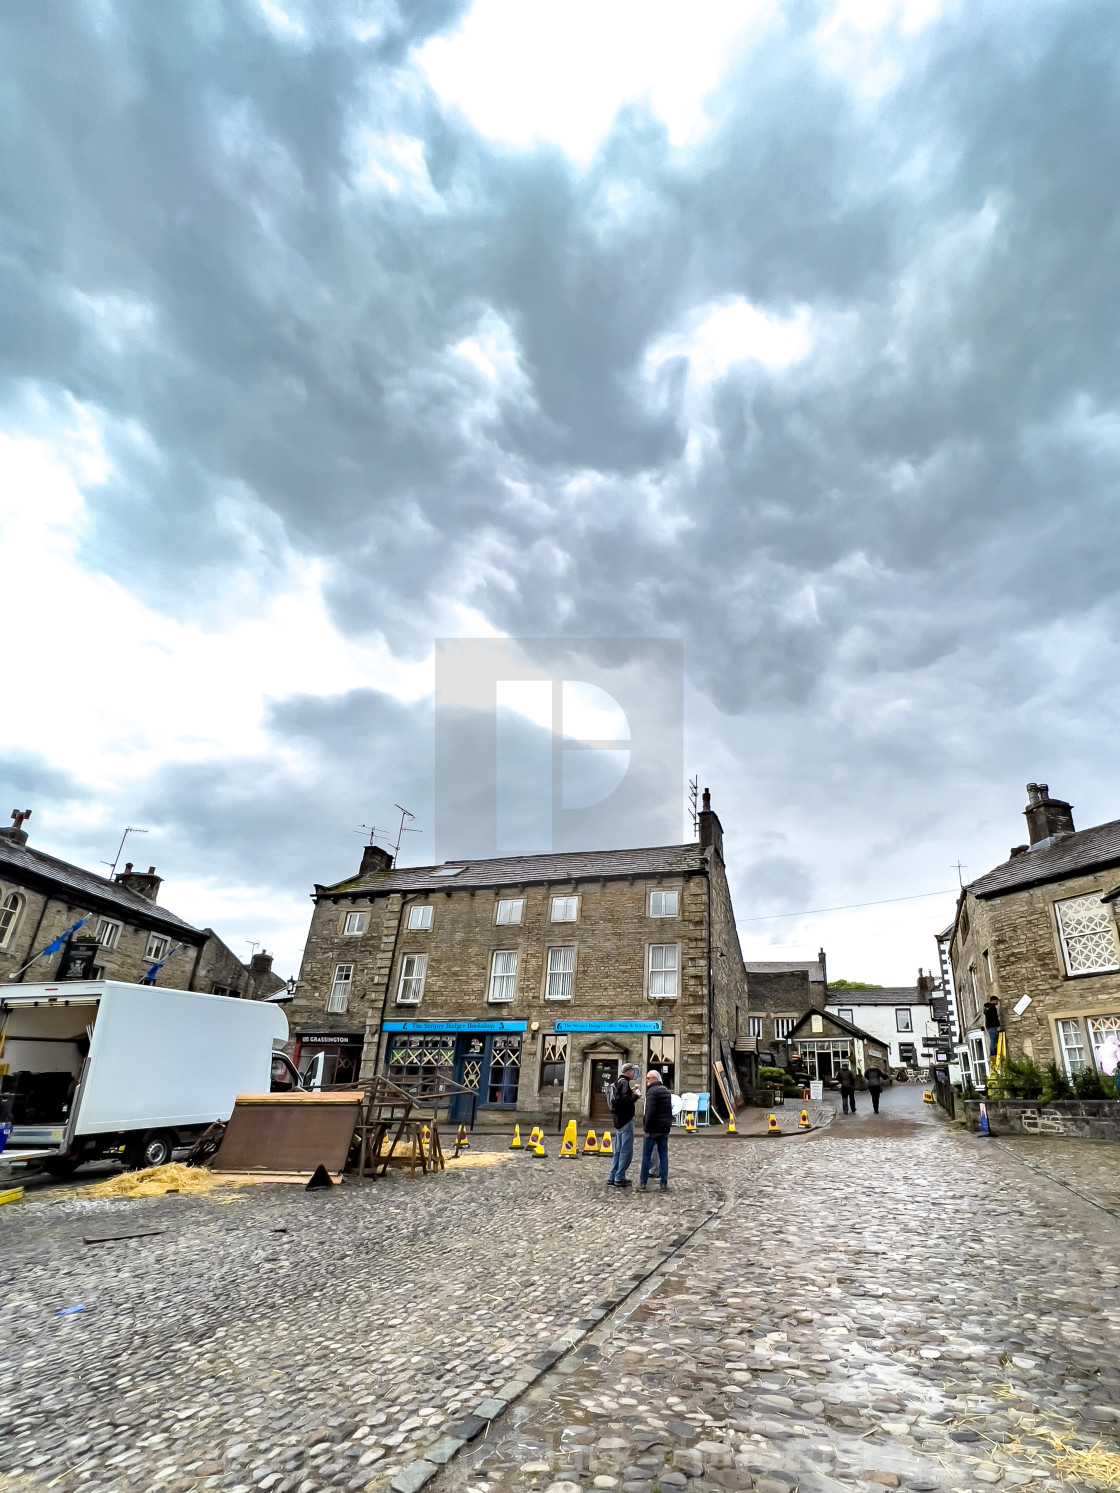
top-left (294, 1034), bottom-right (364, 1087)
top-left (590, 1059), bottom-right (618, 1124)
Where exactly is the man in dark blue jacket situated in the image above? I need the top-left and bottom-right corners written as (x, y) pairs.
top-left (639, 1070), bottom-right (673, 1191)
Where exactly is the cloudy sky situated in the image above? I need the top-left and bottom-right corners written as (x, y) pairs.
top-left (3, 0), bottom-right (1119, 984)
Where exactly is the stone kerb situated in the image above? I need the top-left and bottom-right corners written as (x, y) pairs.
top-left (963, 1097), bottom-right (1120, 1138)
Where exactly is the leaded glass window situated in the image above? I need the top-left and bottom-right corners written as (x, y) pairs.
top-left (388, 1033), bottom-right (455, 1087)
top-left (397, 953), bottom-right (427, 1004)
top-left (1057, 1017), bottom-right (1089, 1075)
top-left (1088, 1015), bottom-right (1120, 1076)
top-left (648, 943), bottom-right (679, 998)
top-left (488, 950), bottom-right (518, 1002)
top-left (545, 946), bottom-right (574, 1000)
top-left (1055, 894), bottom-right (1120, 976)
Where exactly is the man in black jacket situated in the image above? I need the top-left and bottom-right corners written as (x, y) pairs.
top-left (606, 1063), bottom-right (637, 1188)
top-left (639, 1070), bottom-right (673, 1191)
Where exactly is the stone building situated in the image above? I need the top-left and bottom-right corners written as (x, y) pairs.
top-left (785, 1007), bottom-right (893, 1081)
top-left (742, 955), bottom-right (828, 1056)
top-left (950, 783), bottom-right (1120, 1086)
top-left (288, 793), bottom-right (749, 1123)
top-left (0, 812), bottom-right (284, 999)
top-left (825, 983), bottom-right (938, 1072)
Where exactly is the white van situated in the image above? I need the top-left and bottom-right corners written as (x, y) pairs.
top-left (0, 980), bottom-right (291, 1174)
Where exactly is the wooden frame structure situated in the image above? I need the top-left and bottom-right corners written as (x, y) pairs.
top-left (351, 1075), bottom-right (476, 1183)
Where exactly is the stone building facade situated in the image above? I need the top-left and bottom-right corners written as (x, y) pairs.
top-left (288, 794), bottom-right (749, 1122)
top-left (950, 784), bottom-right (1120, 1086)
top-left (0, 813), bottom-right (284, 999)
top-left (743, 956), bottom-right (828, 1055)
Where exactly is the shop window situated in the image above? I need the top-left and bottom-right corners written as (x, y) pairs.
top-left (648, 1033), bottom-right (677, 1089)
top-left (407, 905), bottom-right (433, 930)
top-left (487, 1036), bottom-right (522, 1105)
top-left (649, 890), bottom-right (678, 917)
top-left (540, 1034), bottom-right (568, 1089)
top-left (328, 963), bottom-right (354, 1012)
top-left (396, 954), bottom-right (427, 1005)
top-left (1055, 894), bottom-right (1120, 976)
top-left (545, 946), bottom-right (575, 1000)
top-left (488, 950), bottom-right (518, 1002)
top-left (388, 1032), bottom-right (455, 1087)
top-left (898, 1042), bottom-right (917, 1064)
top-left (495, 898), bottom-right (524, 925)
top-left (648, 944), bottom-right (679, 998)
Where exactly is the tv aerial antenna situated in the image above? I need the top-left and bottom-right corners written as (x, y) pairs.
top-left (688, 777), bottom-right (700, 838)
top-left (102, 826), bottom-right (149, 881)
top-left (356, 805), bottom-right (422, 866)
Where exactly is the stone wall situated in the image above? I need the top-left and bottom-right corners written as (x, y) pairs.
top-left (0, 879), bottom-right (201, 990)
top-left (292, 862), bottom-right (751, 1117)
top-left (963, 1098), bottom-right (1120, 1139)
top-left (952, 873), bottom-right (1120, 1070)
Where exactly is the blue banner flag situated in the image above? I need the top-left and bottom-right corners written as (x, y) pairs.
top-left (41, 915), bottom-right (91, 957)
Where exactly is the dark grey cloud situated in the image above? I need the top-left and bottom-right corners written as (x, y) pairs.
top-left (5, 0), bottom-right (1120, 974)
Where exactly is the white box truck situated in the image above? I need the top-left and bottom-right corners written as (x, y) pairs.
top-left (0, 980), bottom-right (293, 1174)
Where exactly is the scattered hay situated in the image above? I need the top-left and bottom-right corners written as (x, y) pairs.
top-left (75, 1163), bottom-right (251, 1199)
top-left (444, 1151), bottom-right (516, 1169)
top-left (1040, 1430), bottom-right (1120, 1489)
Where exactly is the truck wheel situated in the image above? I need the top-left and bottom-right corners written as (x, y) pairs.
top-left (131, 1131), bottom-right (176, 1170)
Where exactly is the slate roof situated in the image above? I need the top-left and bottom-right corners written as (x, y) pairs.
top-left (323, 842), bottom-right (708, 896)
top-left (744, 960), bottom-right (826, 982)
top-left (826, 987), bottom-right (931, 1007)
top-left (967, 817), bottom-right (1120, 899)
top-left (0, 837), bottom-right (200, 935)
top-left (787, 1007), bottom-right (885, 1046)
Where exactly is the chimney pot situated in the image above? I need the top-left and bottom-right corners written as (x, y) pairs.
top-left (123, 862), bottom-right (133, 873)
top-left (114, 863), bottom-right (163, 902)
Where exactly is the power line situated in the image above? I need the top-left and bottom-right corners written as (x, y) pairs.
top-left (740, 888), bottom-right (958, 922)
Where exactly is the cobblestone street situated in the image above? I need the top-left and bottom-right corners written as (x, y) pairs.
top-left (5, 1090), bottom-right (1120, 1493)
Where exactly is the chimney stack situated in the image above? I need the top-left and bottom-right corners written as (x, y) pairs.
top-left (1024, 783), bottom-right (1075, 850)
top-left (0, 809), bottom-right (32, 846)
top-left (698, 787), bottom-right (723, 860)
top-left (114, 863), bottom-right (163, 901)
top-left (360, 842), bottom-right (394, 876)
top-left (249, 951), bottom-right (274, 976)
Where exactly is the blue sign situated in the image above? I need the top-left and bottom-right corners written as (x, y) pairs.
top-left (382, 1019), bottom-right (528, 1034)
top-left (552, 1020), bottom-right (662, 1033)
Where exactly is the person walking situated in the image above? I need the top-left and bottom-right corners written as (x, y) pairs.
top-left (864, 1063), bottom-right (884, 1114)
top-left (839, 1063), bottom-right (857, 1114)
top-left (984, 996), bottom-right (1001, 1057)
top-left (606, 1063), bottom-right (638, 1188)
top-left (639, 1069), bottom-right (673, 1191)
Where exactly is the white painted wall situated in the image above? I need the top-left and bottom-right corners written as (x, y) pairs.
top-left (826, 999), bottom-right (939, 1070)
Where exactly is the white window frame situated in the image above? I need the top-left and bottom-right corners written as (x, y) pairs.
top-left (0, 892), bottom-right (22, 950)
top-left (396, 953), bottom-right (427, 1005)
top-left (647, 943), bottom-right (679, 999)
top-left (145, 933), bottom-right (170, 962)
top-left (1055, 894), bottom-right (1120, 977)
top-left (649, 889), bottom-right (679, 918)
top-left (342, 910), bottom-right (368, 936)
top-left (1056, 1016), bottom-right (1089, 1075)
top-left (407, 905), bottom-right (434, 931)
top-left (329, 962), bottom-right (355, 1013)
top-left (896, 1007), bottom-right (913, 1032)
top-left (96, 917), bottom-right (122, 950)
top-left (545, 946), bottom-right (575, 1001)
top-left (488, 950), bottom-right (518, 1003)
top-left (773, 1016), bottom-right (795, 1039)
top-left (836, 1007), bottom-right (853, 1024)
top-left (550, 895), bottom-right (579, 923)
top-left (495, 898), bottom-right (524, 925)
top-left (747, 1015), bottom-right (763, 1039)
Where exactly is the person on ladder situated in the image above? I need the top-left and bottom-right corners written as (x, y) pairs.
top-left (984, 995), bottom-right (1001, 1058)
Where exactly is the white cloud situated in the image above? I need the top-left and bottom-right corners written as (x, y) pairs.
top-left (417, 0), bottom-right (774, 164)
top-left (647, 297), bottom-right (813, 385)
